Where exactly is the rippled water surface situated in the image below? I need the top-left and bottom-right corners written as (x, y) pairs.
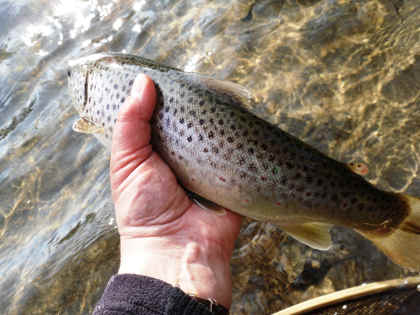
top-left (0, 0), bottom-right (419, 314)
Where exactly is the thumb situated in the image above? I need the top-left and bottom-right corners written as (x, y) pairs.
top-left (111, 74), bottom-right (157, 154)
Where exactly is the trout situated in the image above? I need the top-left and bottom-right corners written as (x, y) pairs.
top-left (68, 53), bottom-right (420, 271)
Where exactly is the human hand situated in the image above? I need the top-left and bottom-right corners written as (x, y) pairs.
top-left (110, 74), bottom-right (243, 308)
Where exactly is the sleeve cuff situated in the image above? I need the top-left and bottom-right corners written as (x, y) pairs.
top-left (93, 274), bottom-right (229, 315)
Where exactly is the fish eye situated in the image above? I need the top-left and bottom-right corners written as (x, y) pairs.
top-left (67, 70), bottom-right (71, 77)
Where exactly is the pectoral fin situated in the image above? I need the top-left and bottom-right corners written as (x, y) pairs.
top-left (282, 223), bottom-right (333, 250)
top-left (73, 117), bottom-right (104, 134)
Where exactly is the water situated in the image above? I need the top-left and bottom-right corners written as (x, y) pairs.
top-left (0, 0), bottom-right (419, 314)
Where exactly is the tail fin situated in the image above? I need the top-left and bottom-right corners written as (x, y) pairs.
top-left (358, 195), bottom-right (420, 271)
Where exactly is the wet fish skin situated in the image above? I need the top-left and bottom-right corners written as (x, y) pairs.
top-left (68, 53), bottom-right (420, 270)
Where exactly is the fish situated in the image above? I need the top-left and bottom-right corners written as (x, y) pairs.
top-left (68, 53), bottom-right (420, 271)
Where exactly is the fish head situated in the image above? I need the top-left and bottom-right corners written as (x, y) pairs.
top-left (67, 54), bottom-right (104, 116)
top-left (67, 54), bottom-right (114, 137)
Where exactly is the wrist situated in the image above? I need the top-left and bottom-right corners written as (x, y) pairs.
top-left (118, 236), bottom-right (233, 308)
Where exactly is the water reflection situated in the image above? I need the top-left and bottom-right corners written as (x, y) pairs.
top-left (0, 0), bottom-right (419, 314)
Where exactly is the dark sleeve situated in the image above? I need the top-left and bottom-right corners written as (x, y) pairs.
top-left (93, 274), bottom-right (229, 315)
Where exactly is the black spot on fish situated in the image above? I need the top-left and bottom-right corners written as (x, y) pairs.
top-left (188, 97), bottom-right (193, 103)
top-left (179, 118), bottom-right (185, 124)
top-left (210, 107), bottom-right (216, 113)
top-left (248, 148), bottom-right (254, 154)
top-left (208, 131), bottom-right (214, 138)
top-left (248, 163), bottom-right (257, 172)
top-left (189, 110), bottom-right (196, 116)
top-left (187, 122), bottom-right (193, 128)
top-left (227, 137), bottom-right (234, 143)
top-left (187, 136), bottom-right (192, 142)
top-left (218, 119), bottom-right (224, 125)
top-left (199, 119), bottom-right (205, 125)
top-left (129, 79), bottom-right (134, 86)
top-left (198, 134), bottom-right (203, 141)
top-left (203, 147), bottom-right (209, 153)
top-left (121, 97), bottom-right (125, 103)
top-left (199, 100), bottom-right (205, 106)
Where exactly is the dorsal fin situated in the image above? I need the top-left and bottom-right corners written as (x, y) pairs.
top-left (174, 71), bottom-right (252, 106)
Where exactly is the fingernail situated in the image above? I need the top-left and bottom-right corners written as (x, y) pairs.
top-left (130, 74), bottom-right (147, 98)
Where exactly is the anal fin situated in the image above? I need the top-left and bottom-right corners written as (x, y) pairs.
top-left (281, 223), bottom-right (333, 250)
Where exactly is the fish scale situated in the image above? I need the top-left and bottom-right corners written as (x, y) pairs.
top-left (68, 53), bottom-right (420, 271)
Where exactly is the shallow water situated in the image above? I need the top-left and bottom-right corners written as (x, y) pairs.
top-left (0, 0), bottom-right (419, 314)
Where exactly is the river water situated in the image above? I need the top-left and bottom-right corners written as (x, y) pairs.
top-left (0, 0), bottom-right (419, 314)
